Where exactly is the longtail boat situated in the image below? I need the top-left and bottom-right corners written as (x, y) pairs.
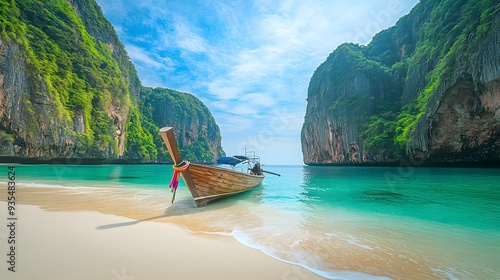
top-left (160, 127), bottom-right (278, 207)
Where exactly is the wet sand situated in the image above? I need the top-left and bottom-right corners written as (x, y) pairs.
top-left (0, 185), bottom-right (324, 280)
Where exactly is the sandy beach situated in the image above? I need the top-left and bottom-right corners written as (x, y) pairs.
top-left (0, 186), bottom-right (324, 280)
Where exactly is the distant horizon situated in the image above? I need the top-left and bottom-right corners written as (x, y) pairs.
top-left (96, 0), bottom-right (419, 165)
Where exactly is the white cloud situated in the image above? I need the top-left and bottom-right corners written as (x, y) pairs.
top-left (125, 44), bottom-right (175, 71)
top-left (241, 93), bottom-right (275, 108)
top-left (207, 80), bottom-right (241, 101)
top-left (173, 20), bottom-right (208, 53)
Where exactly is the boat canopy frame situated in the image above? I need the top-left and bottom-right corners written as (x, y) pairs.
top-left (216, 149), bottom-right (261, 174)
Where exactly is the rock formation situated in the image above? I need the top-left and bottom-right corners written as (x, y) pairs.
top-left (302, 0), bottom-right (499, 165)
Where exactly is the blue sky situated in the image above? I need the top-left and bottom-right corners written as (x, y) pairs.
top-left (96, 0), bottom-right (418, 165)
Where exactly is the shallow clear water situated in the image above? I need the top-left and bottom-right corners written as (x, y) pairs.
top-left (3, 164), bottom-right (500, 279)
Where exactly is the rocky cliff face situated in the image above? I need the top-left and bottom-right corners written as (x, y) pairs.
top-left (0, 38), bottom-right (79, 158)
top-left (0, 0), bottom-right (224, 162)
top-left (410, 18), bottom-right (500, 163)
top-left (302, 44), bottom-right (399, 164)
top-left (0, 0), bottom-right (136, 159)
top-left (138, 87), bottom-right (225, 163)
top-left (302, 0), bottom-right (499, 165)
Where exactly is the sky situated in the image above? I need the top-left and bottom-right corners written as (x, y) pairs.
top-left (96, 0), bottom-right (419, 165)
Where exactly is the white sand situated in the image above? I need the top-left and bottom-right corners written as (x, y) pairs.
top-left (0, 202), bottom-right (324, 280)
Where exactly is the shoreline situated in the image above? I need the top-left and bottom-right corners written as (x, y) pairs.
top-left (0, 186), bottom-right (325, 280)
top-left (2, 157), bottom-right (500, 167)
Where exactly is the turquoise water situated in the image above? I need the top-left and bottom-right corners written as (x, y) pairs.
top-left (2, 164), bottom-right (500, 279)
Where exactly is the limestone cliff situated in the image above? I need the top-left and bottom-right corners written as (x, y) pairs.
top-left (0, 0), bottom-right (224, 162)
top-left (138, 87), bottom-right (224, 163)
top-left (302, 0), bottom-right (499, 165)
top-left (302, 44), bottom-right (399, 164)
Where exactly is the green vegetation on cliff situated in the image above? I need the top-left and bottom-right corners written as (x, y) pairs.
top-left (138, 87), bottom-right (225, 163)
top-left (120, 86), bottom-right (225, 163)
top-left (124, 106), bottom-right (157, 160)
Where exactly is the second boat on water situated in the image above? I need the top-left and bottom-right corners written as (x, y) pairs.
top-left (159, 127), bottom-right (268, 207)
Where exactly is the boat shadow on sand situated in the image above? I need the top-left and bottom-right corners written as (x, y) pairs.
top-left (95, 188), bottom-right (262, 230)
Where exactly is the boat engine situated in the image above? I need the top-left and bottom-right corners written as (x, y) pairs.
top-left (250, 162), bottom-right (263, 175)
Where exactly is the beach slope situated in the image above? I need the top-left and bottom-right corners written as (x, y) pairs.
top-left (0, 202), bottom-right (323, 280)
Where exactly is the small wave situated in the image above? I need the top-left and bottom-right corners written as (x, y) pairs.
top-left (0, 181), bottom-right (102, 191)
top-left (231, 229), bottom-right (390, 280)
top-left (431, 266), bottom-right (479, 280)
top-left (325, 232), bottom-right (374, 250)
top-left (345, 235), bottom-right (374, 251)
top-left (185, 229), bottom-right (233, 237)
top-left (0, 180), bottom-right (165, 199)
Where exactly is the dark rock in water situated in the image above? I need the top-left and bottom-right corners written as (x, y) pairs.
top-left (363, 190), bottom-right (404, 198)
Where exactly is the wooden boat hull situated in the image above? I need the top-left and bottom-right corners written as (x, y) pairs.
top-left (159, 127), bottom-right (264, 207)
top-left (185, 163), bottom-right (264, 206)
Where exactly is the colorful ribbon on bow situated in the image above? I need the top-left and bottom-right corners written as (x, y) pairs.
top-left (169, 161), bottom-right (190, 203)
